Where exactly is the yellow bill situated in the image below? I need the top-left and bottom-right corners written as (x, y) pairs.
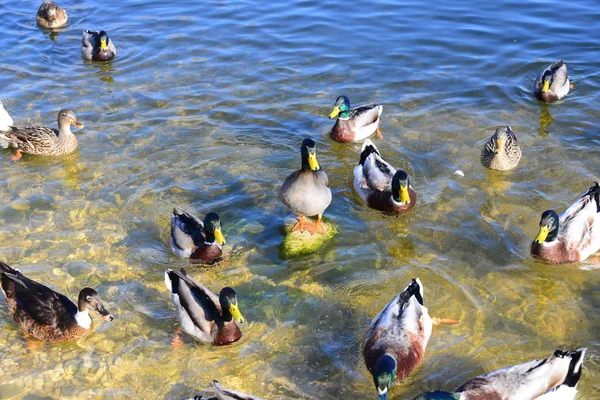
top-left (308, 153), bottom-right (320, 170)
top-left (535, 225), bottom-right (549, 243)
top-left (229, 302), bottom-right (244, 323)
top-left (495, 138), bottom-right (504, 153)
top-left (542, 80), bottom-right (550, 93)
top-left (214, 227), bottom-right (226, 245)
top-left (100, 38), bottom-right (108, 51)
top-left (400, 185), bottom-right (411, 204)
top-left (328, 106), bottom-right (340, 119)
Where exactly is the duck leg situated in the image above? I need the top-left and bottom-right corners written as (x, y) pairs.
top-left (376, 126), bottom-right (383, 139)
top-left (291, 215), bottom-right (314, 232)
top-left (308, 214), bottom-right (326, 235)
top-left (432, 317), bottom-right (459, 325)
top-left (11, 149), bottom-right (22, 161)
top-left (171, 328), bottom-right (184, 347)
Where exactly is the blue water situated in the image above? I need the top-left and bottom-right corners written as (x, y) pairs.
top-left (0, 0), bottom-right (598, 399)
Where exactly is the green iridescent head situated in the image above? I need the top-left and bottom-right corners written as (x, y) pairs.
top-left (373, 354), bottom-right (396, 400)
top-left (328, 95), bottom-right (351, 119)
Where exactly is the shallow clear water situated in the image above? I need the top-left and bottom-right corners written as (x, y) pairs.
top-left (0, 0), bottom-right (599, 398)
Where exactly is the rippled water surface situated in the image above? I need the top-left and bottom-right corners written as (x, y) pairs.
top-left (0, 0), bottom-right (599, 398)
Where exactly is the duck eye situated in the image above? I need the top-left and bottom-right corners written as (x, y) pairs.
top-left (86, 296), bottom-right (92, 302)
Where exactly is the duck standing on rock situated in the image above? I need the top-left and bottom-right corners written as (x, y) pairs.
top-left (82, 30), bottom-right (117, 61)
top-left (328, 95), bottom-right (383, 142)
top-left (354, 139), bottom-right (417, 214)
top-left (279, 138), bottom-right (332, 235)
top-left (0, 109), bottom-right (83, 160)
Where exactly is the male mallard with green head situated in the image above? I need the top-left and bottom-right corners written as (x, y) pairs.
top-left (36, 0), bottom-right (68, 29)
top-left (354, 139), bottom-right (417, 214)
top-left (328, 95), bottom-right (383, 142)
top-left (165, 268), bottom-right (244, 346)
top-left (0, 109), bottom-right (83, 160)
top-left (531, 182), bottom-right (600, 264)
top-left (413, 347), bottom-right (586, 400)
top-left (363, 278), bottom-right (457, 400)
top-left (82, 30), bottom-right (117, 61)
top-left (480, 126), bottom-right (521, 171)
top-left (170, 209), bottom-right (226, 264)
top-left (279, 138), bottom-right (332, 235)
top-left (0, 261), bottom-right (113, 343)
top-left (534, 60), bottom-right (571, 102)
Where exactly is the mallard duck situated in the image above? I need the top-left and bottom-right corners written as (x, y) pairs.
top-left (170, 208), bottom-right (226, 264)
top-left (0, 261), bottom-right (113, 343)
top-left (82, 30), bottom-right (117, 61)
top-left (164, 268), bottom-right (244, 345)
top-left (36, 0), bottom-right (68, 29)
top-left (531, 182), bottom-right (600, 264)
top-left (534, 60), bottom-right (571, 102)
top-left (413, 347), bottom-right (586, 400)
top-left (363, 278), bottom-right (457, 400)
top-left (353, 139), bottom-right (417, 214)
top-left (189, 380), bottom-right (264, 400)
top-left (279, 138), bottom-right (332, 235)
top-left (0, 100), bottom-right (13, 133)
top-left (328, 95), bottom-right (383, 142)
top-left (0, 109), bottom-right (83, 160)
top-left (480, 126), bottom-right (521, 171)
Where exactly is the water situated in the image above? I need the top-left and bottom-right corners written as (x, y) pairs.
top-left (0, 0), bottom-right (599, 398)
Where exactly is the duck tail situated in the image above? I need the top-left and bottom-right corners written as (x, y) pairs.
top-left (0, 261), bottom-right (17, 275)
top-left (358, 139), bottom-right (380, 166)
top-left (558, 347), bottom-right (586, 388)
top-left (398, 278), bottom-right (424, 307)
top-left (164, 269), bottom-right (179, 294)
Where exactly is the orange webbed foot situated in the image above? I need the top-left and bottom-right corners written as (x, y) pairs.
top-left (376, 127), bottom-right (383, 139)
top-left (11, 149), bottom-right (22, 161)
top-left (432, 317), bottom-right (460, 326)
top-left (171, 328), bottom-right (184, 347)
top-left (291, 215), bottom-right (314, 233)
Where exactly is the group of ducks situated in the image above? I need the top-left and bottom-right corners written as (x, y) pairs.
top-left (0, 2), bottom-right (594, 398)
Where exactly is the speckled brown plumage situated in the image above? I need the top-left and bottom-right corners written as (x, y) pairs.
top-left (480, 126), bottom-right (521, 171)
top-left (36, 0), bottom-right (68, 29)
top-left (1, 109), bottom-right (82, 157)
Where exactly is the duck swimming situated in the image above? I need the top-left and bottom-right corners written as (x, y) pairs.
top-left (414, 347), bottom-right (586, 400)
top-left (0, 261), bottom-right (113, 343)
top-left (82, 30), bottom-right (117, 61)
top-left (36, 0), bottom-right (68, 29)
top-left (170, 208), bottom-right (226, 264)
top-left (534, 60), bottom-right (571, 102)
top-left (328, 95), bottom-right (383, 142)
top-left (480, 126), bottom-right (521, 171)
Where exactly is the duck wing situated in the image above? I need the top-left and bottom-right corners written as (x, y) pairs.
top-left (558, 183), bottom-right (600, 255)
top-left (0, 262), bottom-right (76, 328)
top-left (213, 380), bottom-right (264, 400)
top-left (359, 139), bottom-right (396, 191)
top-left (171, 208), bottom-right (205, 252)
top-left (348, 104), bottom-right (382, 127)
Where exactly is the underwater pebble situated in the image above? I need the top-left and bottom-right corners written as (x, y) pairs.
top-left (453, 169), bottom-right (465, 177)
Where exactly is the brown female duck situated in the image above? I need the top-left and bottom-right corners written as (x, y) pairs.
top-left (0, 261), bottom-right (113, 343)
top-left (531, 182), bottom-right (600, 264)
top-left (480, 126), bottom-right (521, 171)
top-left (353, 139), bottom-right (417, 214)
top-left (36, 0), bottom-right (68, 29)
top-left (0, 109), bottom-right (83, 160)
top-left (170, 209), bottom-right (226, 264)
top-left (165, 268), bottom-right (244, 345)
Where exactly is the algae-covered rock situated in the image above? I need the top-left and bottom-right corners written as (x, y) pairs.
top-left (280, 220), bottom-right (337, 258)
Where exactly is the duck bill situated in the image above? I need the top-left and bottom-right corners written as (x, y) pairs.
top-left (308, 153), bottom-right (320, 170)
top-left (328, 106), bottom-right (340, 119)
top-left (399, 185), bottom-right (411, 204)
top-left (96, 304), bottom-right (114, 321)
top-left (73, 120), bottom-right (84, 129)
top-left (494, 138), bottom-right (504, 153)
top-left (229, 302), bottom-right (244, 324)
top-left (100, 38), bottom-right (108, 51)
top-left (541, 80), bottom-right (550, 93)
top-left (535, 226), bottom-right (549, 244)
top-left (214, 227), bottom-right (226, 245)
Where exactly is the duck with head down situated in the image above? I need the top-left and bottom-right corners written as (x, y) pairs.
top-left (363, 278), bottom-right (458, 400)
top-left (328, 95), bottom-right (383, 142)
top-left (36, 0), bottom-right (68, 29)
top-left (531, 182), bottom-right (600, 264)
top-left (534, 60), bottom-right (571, 102)
top-left (0, 262), bottom-right (113, 343)
top-left (165, 268), bottom-right (244, 345)
top-left (0, 109), bottom-right (83, 160)
top-left (354, 139), bottom-right (417, 214)
top-left (170, 209), bottom-right (226, 264)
